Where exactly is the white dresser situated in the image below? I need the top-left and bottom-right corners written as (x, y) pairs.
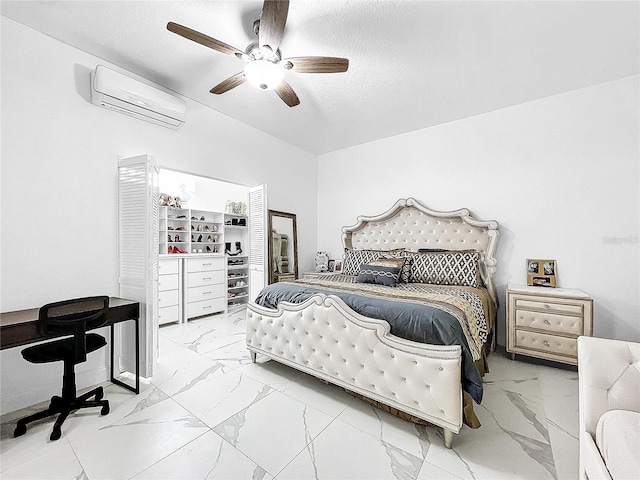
top-left (184, 256), bottom-right (226, 320)
top-left (506, 284), bottom-right (593, 365)
top-left (158, 257), bottom-right (182, 325)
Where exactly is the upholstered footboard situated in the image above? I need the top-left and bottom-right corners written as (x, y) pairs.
top-left (245, 294), bottom-right (464, 448)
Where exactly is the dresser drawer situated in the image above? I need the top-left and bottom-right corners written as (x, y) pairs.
top-left (186, 257), bottom-right (224, 273)
top-left (187, 298), bottom-right (226, 318)
top-left (187, 284), bottom-right (226, 303)
top-left (514, 298), bottom-right (583, 315)
top-left (187, 271), bottom-right (225, 287)
top-left (515, 309), bottom-right (583, 336)
top-left (158, 273), bottom-right (179, 292)
top-left (513, 329), bottom-right (578, 359)
top-left (159, 258), bottom-right (180, 275)
top-left (159, 289), bottom-right (179, 307)
top-left (158, 305), bottom-right (180, 325)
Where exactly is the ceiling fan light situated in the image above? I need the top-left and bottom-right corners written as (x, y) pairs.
top-left (244, 60), bottom-right (284, 90)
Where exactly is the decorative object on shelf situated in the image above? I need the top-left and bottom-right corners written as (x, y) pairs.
top-left (315, 251), bottom-right (329, 272)
top-left (334, 260), bottom-right (343, 272)
top-left (226, 201), bottom-right (247, 215)
top-left (526, 259), bottom-right (557, 287)
top-left (159, 193), bottom-right (182, 208)
top-left (328, 259), bottom-right (335, 272)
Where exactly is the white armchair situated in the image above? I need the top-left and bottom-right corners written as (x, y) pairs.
top-left (578, 336), bottom-right (640, 479)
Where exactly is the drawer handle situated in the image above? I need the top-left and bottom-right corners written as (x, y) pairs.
top-left (202, 277), bottom-right (211, 281)
top-left (202, 263), bottom-right (212, 266)
top-left (543, 341), bottom-right (550, 347)
top-left (203, 292), bottom-right (211, 295)
top-left (203, 305), bottom-right (211, 309)
top-left (543, 319), bottom-right (550, 325)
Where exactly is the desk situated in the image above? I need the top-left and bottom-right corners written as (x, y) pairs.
top-left (1, 297), bottom-right (140, 394)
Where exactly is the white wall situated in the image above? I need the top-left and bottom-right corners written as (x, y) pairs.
top-left (317, 75), bottom-right (640, 346)
top-left (0, 17), bottom-right (317, 413)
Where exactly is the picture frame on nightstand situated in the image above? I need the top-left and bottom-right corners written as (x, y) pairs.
top-left (527, 258), bottom-right (557, 287)
top-left (328, 259), bottom-right (335, 272)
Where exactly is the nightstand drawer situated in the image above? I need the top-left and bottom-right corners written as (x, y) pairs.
top-left (514, 298), bottom-right (583, 315)
top-left (514, 329), bottom-right (578, 359)
top-left (515, 309), bottom-right (583, 336)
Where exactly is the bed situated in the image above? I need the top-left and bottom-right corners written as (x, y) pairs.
top-left (245, 197), bottom-right (499, 448)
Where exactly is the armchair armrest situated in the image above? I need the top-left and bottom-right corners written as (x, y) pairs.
top-left (578, 336), bottom-right (640, 480)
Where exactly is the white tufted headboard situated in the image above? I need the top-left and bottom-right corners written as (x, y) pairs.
top-left (342, 198), bottom-right (500, 304)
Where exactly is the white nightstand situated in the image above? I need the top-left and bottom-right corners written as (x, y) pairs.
top-left (506, 284), bottom-right (593, 366)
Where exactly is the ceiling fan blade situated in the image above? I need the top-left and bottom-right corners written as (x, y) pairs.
top-left (210, 73), bottom-right (246, 94)
top-left (167, 22), bottom-right (244, 57)
top-left (274, 81), bottom-right (300, 107)
top-left (259, 0), bottom-right (289, 53)
top-left (282, 56), bottom-right (349, 73)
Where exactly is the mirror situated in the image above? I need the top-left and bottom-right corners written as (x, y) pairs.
top-left (268, 210), bottom-right (298, 284)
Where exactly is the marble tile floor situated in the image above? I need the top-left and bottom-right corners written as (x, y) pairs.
top-left (0, 309), bottom-right (580, 479)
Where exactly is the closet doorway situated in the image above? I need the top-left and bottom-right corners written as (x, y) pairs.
top-left (157, 168), bottom-right (266, 345)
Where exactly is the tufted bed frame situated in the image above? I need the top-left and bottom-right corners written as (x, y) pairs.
top-left (246, 198), bottom-right (499, 448)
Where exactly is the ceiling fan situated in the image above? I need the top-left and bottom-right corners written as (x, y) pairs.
top-left (167, 0), bottom-right (349, 107)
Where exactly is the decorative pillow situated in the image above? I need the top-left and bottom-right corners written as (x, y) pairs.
top-left (378, 253), bottom-right (412, 283)
top-left (342, 248), bottom-right (404, 276)
top-left (355, 260), bottom-right (402, 287)
top-left (407, 250), bottom-right (481, 287)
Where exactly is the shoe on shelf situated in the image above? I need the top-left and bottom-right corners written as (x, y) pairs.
top-left (197, 234), bottom-right (203, 242)
top-left (204, 225), bottom-right (210, 232)
top-left (167, 226), bottom-right (174, 230)
top-left (177, 215), bottom-right (186, 219)
top-left (200, 216), bottom-right (205, 221)
top-left (207, 235), bottom-right (212, 242)
top-left (197, 225), bottom-right (202, 232)
top-left (175, 226), bottom-right (185, 231)
top-left (191, 216), bottom-right (198, 220)
top-left (176, 247), bottom-right (188, 254)
top-left (175, 235), bottom-right (181, 242)
top-left (168, 234), bottom-right (172, 242)
top-left (192, 248), bottom-right (197, 253)
top-left (206, 246), bottom-right (212, 253)
top-left (198, 248), bottom-right (203, 253)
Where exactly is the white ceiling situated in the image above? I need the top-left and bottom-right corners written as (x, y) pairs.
top-left (2, 0), bottom-right (638, 155)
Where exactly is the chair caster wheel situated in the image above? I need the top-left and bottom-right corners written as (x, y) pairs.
top-left (14, 423), bottom-right (26, 437)
top-left (50, 427), bottom-right (61, 441)
top-left (101, 404), bottom-right (110, 416)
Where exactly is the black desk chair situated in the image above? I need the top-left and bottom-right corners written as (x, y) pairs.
top-left (14, 296), bottom-right (111, 441)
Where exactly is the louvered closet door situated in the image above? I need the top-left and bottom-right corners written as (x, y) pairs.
top-left (248, 185), bottom-right (267, 299)
top-left (118, 155), bottom-right (159, 378)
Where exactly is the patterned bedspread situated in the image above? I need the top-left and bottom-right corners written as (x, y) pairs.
top-left (254, 275), bottom-right (495, 403)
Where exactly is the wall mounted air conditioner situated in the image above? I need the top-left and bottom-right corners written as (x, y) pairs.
top-left (91, 65), bottom-right (186, 130)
